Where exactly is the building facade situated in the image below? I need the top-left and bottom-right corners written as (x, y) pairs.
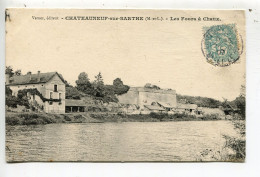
top-left (117, 87), bottom-right (177, 110)
top-left (6, 71), bottom-right (66, 113)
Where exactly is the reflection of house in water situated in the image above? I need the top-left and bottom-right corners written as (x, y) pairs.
top-left (65, 99), bottom-right (86, 113)
top-left (117, 87), bottom-right (177, 113)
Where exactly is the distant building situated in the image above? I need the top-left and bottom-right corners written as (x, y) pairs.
top-left (65, 99), bottom-right (86, 113)
top-left (175, 103), bottom-right (198, 115)
top-left (143, 105), bottom-right (166, 114)
top-left (117, 87), bottom-right (177, 111)
top-left (6, 71), bottom-right (66, 113)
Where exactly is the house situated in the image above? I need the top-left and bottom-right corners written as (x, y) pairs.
top-left (65, 99), bottom-right (86, 113)
top-left (122, 104), bottom-right (139, 114)
top-left (176, 103), bottom-right (198, 115)
top-left (6, 71), bottom-right (66, 113)
top-left (142, 105), bottom-right (166, 114)
top-left (155, 101), bottom-right (175, 111)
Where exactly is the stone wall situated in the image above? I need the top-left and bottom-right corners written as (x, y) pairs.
top-left (117, 87), bottom-right (177, 108)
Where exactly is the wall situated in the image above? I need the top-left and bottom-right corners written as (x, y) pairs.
top-left (9, 83), bottom-right (45, 97)
top-left (138, 91), bottom-right (177, 108)
top-left (44, 74), bottom-right (65, 113)
top-left (117, 90), bottom-right (139, 105)
top-left (117, 87), bottom-right (177, 109)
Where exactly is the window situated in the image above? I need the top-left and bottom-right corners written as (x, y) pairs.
top-left (50, 92), bottom-right (53, 99)
top-left (54, 85), bottom-right (58, 92)
top-left (59, 93), bottom-right (61, 99)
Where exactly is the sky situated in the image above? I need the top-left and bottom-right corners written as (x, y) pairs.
top-left (6, 9), bottom-right (245, 101)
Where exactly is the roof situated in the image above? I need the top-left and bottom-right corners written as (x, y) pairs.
top-left (65, 99), bottom-right (86, 107)
top-left (157, 101), bottom-right (174, 108)
top-left (6, 72), bottom-right (65, 86)
top-left (177, 103), bottom-right (198, 109)
top-left (144, 105), bottom-right (165, 111)
top-left (129, 87), bottom-right (176, 94)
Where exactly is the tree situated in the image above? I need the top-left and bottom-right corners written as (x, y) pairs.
top-left (5, 86), bottom-right (12, 96)
top-left (66, 87), bottom-right (81, 99)
top-left (144, 83), bottom-right (160, 90)
top-left (14, 69), bottom-right (22, 76)
top-left (113, 78), bottom-right (123, 87)
top-left (5, 66), bottom-right (14, 77)
top-left (93, 72), bottom-right (105, 97)
top-left (75, 72), bottom-right (93, 94)
top-left (94, 72), bottom-right (104, 85)
top-left (113, 78), bottom-right (129, 95)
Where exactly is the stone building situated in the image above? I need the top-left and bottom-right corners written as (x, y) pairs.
top-left (6, 71), bottom-right (66, 113)
top-left (117, 87), bottom-right (177, 111)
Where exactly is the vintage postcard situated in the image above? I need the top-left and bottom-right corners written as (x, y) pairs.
top-left (5, 9), bottom-right (245, 162)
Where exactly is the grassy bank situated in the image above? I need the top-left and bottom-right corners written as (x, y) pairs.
top-left (6, 112), bottom-right (223, 126)
top-left (5, 112), bottom-right (103, 126)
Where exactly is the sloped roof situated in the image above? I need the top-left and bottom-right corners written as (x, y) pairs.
top-left (177, 103), bottom-right (198, 109)
top-left (157, 101), bottom-right (174, 108)
top-left (65, 99), bottom-right (86, 107)
top-left (6, 72), bottom-right (65, 86)
top-left (144, 105), bottom-right (165, 111)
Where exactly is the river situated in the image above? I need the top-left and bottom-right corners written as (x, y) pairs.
top-left (6, 120), bottom-right (238, 162)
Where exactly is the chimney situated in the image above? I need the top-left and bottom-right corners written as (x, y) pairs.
top-left (37, 71), bottom-right (40, 82)
top-left (27, 71), bottom-right (32, 80)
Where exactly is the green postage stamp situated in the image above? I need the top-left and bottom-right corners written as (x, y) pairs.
top-left (202, 24), bottom-right (243, 67)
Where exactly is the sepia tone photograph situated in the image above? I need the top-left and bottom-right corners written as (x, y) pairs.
top-left (5, 9), bottom-right (245, 162)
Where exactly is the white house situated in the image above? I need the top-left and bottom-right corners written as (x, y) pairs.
top-left (6, 71), bottom-right (66, 113)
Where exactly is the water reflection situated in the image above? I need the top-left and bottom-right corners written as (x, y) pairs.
top-left (6, 121), bottom-right (238, 162)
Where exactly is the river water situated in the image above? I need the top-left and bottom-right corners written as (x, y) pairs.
top-left (6, 121), bottom-right (238, 162)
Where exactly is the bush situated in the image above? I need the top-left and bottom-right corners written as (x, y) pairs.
top-left (64, 115), bottom-right (71, 121)
top-left (223, 135), bottom-right (245, 161)
top-left (18, 113), bottom-right (39, 120)
top-left (6, 116), bottom-right (21, 125)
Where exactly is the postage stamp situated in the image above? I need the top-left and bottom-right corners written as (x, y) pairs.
top-left (202, 24), bottom-right (243, 67)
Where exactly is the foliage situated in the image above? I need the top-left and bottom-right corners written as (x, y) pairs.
top-left (5, 66), bottom-right (14, 77)
top-left (232, 96), bottom-right (246, 119)
top-left (144, 83), bottom-right (161, 90)
top-left (224, 135), bottom-right (245, 161)
top-left (75, 72), bottom-right (93, 95)
top-left (92, 72), bottom-right (105, 97)
top-left (177, 94), bottom-right (222, 108)
top-left (75, 72), bottom-right (129, 103)
top-left (5, 86), bottom-right (12, 96)
top-left (14, 69), bottom-right (22, 76)
top-left (6, 95), bottom-right (19, 108)
top-left (17, 88), bottom-right (61, 102)
top-left (113, 78), bottom-right (129, 95)
top-left (66, 86), bottom-right (81, 99)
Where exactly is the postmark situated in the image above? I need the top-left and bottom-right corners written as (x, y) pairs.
top-left (201, 24), bottom-right (243, 67)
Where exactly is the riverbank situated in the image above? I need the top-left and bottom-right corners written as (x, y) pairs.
top-left (5, 112), bottom-right (224, 126)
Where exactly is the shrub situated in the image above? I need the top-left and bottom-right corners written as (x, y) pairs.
top-left (6, 116), bottom-right (21, 125)
top-left (64, 115), bottom-right (71, 121)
